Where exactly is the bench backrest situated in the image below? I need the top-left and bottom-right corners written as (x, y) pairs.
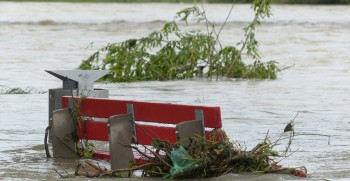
top-left (61, 96), bottom-right (222, 145)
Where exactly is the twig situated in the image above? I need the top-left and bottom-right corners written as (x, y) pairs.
top-left (215, 0), bottom-right (236, 48)
top-left (200, 1), bottom-right (213, 80)
top-left (276, 149), bottom-right (299, 164)
top-left (278, 63), bottom-right (295, 71)
top-left (86, 160), bottom-right (103, 172)
top-left (58, 164), bottom-right (69, 175)
top-left (122, 144), bottom-right (154, 160)
top-left (200, 1), bottom-right (211, 41)
top-left (141, 144), bottom-right (172, 168)
top-left (53, 168), bottom-right (64, 178)
top-left (80, 162), bottom-right (100, 178)
top-left (264, 130), bottom-right (270, 142)
top-left (101, 162), bottom-right (159, 176)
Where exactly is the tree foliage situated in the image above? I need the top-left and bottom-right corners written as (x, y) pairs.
top-left (79, 0), bottom-right (279, 82)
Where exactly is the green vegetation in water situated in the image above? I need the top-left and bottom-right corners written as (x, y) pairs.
top-left (0, 87), bottom-right (46, 95)
top-left (69, 96), bottom-right (96, 159)
top-left (79, 0), bottom-right (279, 82)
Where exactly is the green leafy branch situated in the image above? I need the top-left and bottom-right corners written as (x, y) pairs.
top-left (79, 0), bottom-right (279, 82)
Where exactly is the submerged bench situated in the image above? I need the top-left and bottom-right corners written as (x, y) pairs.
top-left (51, 96), bottom-right (223, 170)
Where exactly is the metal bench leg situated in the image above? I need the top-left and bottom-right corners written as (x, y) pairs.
top-left (51, 108), bottom-right (77, 158)
top-left (108, 113), bottom-right (135, 170)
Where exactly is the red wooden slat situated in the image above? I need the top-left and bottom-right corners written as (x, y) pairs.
top-left (93, 149), bottom-right (110, 161)
top-left (62, 96), bottom-right (222, 128)
top-left (132, 102), bottom-right (222, 128)
top-left (135, 125), bottom-right (177, 145)
top-left (77, 120), bottom-right (109, 141)
top-left (93, 152), bottom-right (109, 161)
top-left (76, 120), bottom-right (221, 144)
top-left (75, 120), bottom-right (176, 143)
top-left (62, 96), bottom-right (130, 118)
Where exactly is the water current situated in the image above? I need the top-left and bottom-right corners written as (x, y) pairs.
top-left (0, 2), bottom-right (350, 180)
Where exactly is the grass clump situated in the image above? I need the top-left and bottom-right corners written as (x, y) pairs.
top-left (0, 87), bottom-right (46, 95)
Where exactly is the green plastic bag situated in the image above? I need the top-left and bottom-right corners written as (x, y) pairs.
top-left (168, 146), bottom-right (203, 179)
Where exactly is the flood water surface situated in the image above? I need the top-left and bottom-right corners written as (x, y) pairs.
top-left (0, 2), bottom-right (350, 180)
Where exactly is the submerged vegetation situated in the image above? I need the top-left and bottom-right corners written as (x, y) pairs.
top-left (79, 0), bottom-right (279, 82)
top-left (69, 96), bottom-right (96, 159)
top-left (0, 87), bottom-right (45, 94)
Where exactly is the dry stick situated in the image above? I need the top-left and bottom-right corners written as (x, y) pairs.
top-left (85, 160), bottom-right (104, 172)
top-left (121, 144), bottom-right (154, 160)
top-left (251, 142), bottom-right (270, 155)
top-left (276, 149), bottom-right (299, 164)
top-left (132, 122), bottom-right (160, 146)
top-left (200, 1), bottom-right (234, 80)
top-left (220, 167), bottom-right (234, 176)
top-left (75, 163), bottom-right (82, 175)
top-left (97, 162), bottom-right (107, 172)
top-left (200, 1), bottom-right (213, 80)
top-left (200, 0), bottom-right (235, 52)
top-left (100, 163), bottom-right (159, 177)
top-left (80, 162), bottom-right (99, 178)
top-left (278, 63), bottom-right (295, 72)
top-left (81, 162), bottom-right (96, 177)
top-left (119, 130), bottom-right (171, 168)
top-left (53, 168), bottom-right (64, 178)
top-left (139, 144), bottom-right (172, 168)
top-left (250, 130), bottom-right (270, 154)
top-left (52, 134), bottom-right (77, 154)
top-left (85, 41), bottom-right (111, 50)
top-left (77, 163), bottom-right (89, 176)
top-left (217, 2), bottom-right (235, 35)
top-left (215, 0), bottom-right (236, 49)
top-left (58, 164), bottom-right (69, 175)
top-left (270, 112), bottom-right (299, 148)
top-left (281, 112), bottom-right (300, 153)
top-left (264, 130), bottom-right (270, 142)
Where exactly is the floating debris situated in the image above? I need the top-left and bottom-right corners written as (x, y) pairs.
top-left (71, 126), bottom-right (307, 179)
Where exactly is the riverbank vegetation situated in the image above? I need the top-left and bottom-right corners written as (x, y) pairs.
top-left (79, 0), bottom-right (279, 82)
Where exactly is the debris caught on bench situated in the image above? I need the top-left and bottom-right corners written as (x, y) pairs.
top-left (72, 127), bottom-right (307, 179)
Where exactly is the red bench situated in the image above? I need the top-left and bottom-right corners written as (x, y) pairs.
top-left (52, 96), bottom-right (223, 170)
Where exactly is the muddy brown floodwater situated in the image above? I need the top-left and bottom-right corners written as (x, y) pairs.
top-left (0, 2), bottom-right (350, 180)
